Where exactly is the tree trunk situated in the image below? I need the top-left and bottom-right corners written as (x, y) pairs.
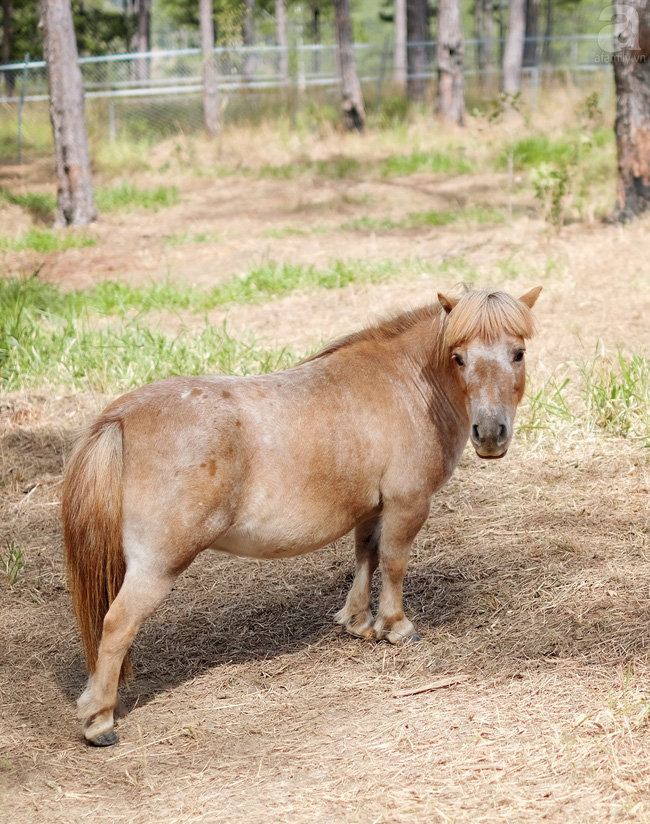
top-left (438, 0), bottom-right (464, 124)
top-left (133, 0), bottom-right (151, 82)
top-left (333, 0), bottom-right (366, 132)
top-left (312, 3), bottom-right (320, 74)
top-left (200, 0), bottom-right (219, 136)
top-left (393, 0), bottom-right (407, 90)
top-left (523, 0), bottom-right (539, 67)
top-left (242, 0), bottom-right (256, 79)
top-left (541, 0), bottom-right (552, 64)
top-left (2, 0), bottom-right (14, 96)
top-left (476, 0), bottom-right (495, 89)
top-left (41, 0), bottom-right (96, 226)
top-left (612, 0), bottom-right (650, 221)
top-left (276, 0), bottom-right (288, 82)
top-left (502, 0), bottom-right (525, 95)
top-left (406, 0), bottom-right (428, 101)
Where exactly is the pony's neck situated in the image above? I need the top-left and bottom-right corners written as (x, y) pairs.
top-left (385, 314), bottom-right (469, 431)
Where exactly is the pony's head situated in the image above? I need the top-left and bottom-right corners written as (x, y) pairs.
top-left (437, 286), bottom-right (542, 459)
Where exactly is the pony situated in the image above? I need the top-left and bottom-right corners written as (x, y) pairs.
top-left (63, 285), bottom-right (541, 746)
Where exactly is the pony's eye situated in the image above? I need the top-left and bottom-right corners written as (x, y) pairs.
top-left (514, 350), bottom-right (525, 363)
top-left (452, 353), bottom-right (465, 367)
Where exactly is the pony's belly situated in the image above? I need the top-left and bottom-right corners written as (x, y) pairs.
top-left (209, 507), bottom-right (364, 559)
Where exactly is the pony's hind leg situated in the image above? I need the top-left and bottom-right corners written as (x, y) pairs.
top-left (77, 568), bottom-right (175, 746)
top-left (335, 517), bottom-right (381, 638)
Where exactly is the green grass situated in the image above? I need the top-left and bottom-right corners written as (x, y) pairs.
top-left (0, 182), bottom-right (180, 222)
top-left (0, 111), bottom-right (53, 164)
top-left (164, 231), bottom-right (220, 246)
top-left (0, 277), bottom-right (294, 392)
top-left (380, 150), bottom-right (475, 177)
top-left (0, 230), bottom-right (96, 252)
top-left (0, 260), bottom-right (402, 322)
top-left (262, 226), bottom-right (313, 239)
top-left (0, 187), bottom-right (56, 222)
top-left (578, 350), bottom-right (650, 440)
top-left (0, 261), bottom-right (407, 390)
top-left (205, 260), bottom-right (399, 305)
top-left (498, 135), bottom-right (576, 172)
top-left (0, 542), bottom-right (25, 586)
top-left (342, 205), bottom-right (504, 232)
top-left (95, 182), bottom-right (180, 213)
top-left (258, 155), bottom-right (364, 181)
top-left (93, 137), bottom-right (154, 175)
top-left (256, 148), bottom-right (474, 181)
top-left (519, 350), bottom-right (650, 444)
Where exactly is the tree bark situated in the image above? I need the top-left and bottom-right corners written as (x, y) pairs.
top-left (541, 0), bottom-right (552, 63)
top-left (406, 0), bottom-right (428, 101)
top-left (523, 0), bottom-right (540, 67)
top-left (133, 0), bottom-right (151, 82)
top-left (476, 0), bottom-right (495, 89)
top-left (41, 0), bottom-right (96, 226)
top-left (312, 3), bottom-right (321, 74)
top-left (437, 0), bottom-right (464, 124)
top-left (276, 0), bottom-right (288, 82)
top-left (612, 0), bottom-right (650, 221)
top-left (502, 0), bottom-right (525, 95)
top-left (393, 0), bottom-right (407, 90)
top-left (242, 0), bottom-right (256, 79)
top-left (333, 0), bottom-right (366, 132)
top-left (2, 0), bottom-right (14, 96)
top-left (200, 0), bottom-right (219, 136)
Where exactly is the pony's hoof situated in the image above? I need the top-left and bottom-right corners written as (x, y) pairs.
top-left (401, 631), bottom-right (421, 645)
top-left (87, 730), bottom-right (119, 747)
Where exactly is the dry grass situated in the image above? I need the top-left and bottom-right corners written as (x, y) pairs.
top-left (2, 104), bottom-right (650, 823)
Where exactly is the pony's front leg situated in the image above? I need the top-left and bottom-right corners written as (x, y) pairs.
top-left (335, 516), bottom-right (381, 638)
top-left (374, 501), bottom-right (429, 645)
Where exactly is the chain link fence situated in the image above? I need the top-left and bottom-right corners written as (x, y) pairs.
top-left (0, 34), bottom-right (614, 165)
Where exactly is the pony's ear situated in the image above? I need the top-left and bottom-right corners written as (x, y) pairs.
top-left (519, 286), bottom-right (542, 309)
top-left (438, 293), bottom-right (459, 315)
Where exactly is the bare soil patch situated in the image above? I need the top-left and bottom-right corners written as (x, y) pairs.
top-left (1, 131), bottom-right (650, 823)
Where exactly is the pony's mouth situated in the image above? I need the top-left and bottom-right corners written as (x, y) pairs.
top-left (475, 448), bottom-right (508, 460)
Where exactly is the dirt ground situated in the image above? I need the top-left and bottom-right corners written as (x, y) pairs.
top-left (1, 126), bottom-right (650, 823)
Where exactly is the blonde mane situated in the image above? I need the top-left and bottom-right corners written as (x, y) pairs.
top-left (443, 289), bottom-right (536, 350)
top-left (302, 288), bottom-right (536, 367)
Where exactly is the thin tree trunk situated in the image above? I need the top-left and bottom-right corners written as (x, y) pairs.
top-left (200, 0), bottom-right (219, 136)
top-left (542, 0), bottom-right (551, 65)
top-left (502, 0), bottom-right (525, 95)
top-left (276, 0), bottom-right (288, 82)
top-left (438, 0), bottom-right (464, 124)
top-left (2, 0), bottom-right (14, 96)
top-left (475, 0), bottom-right (495, 89)
top-left (41, 0), bottom-right (96, 226)
top-left (612, 0), bottom-right (650, 221)
top-left (242, 0), bottom-right (256, 79)
top-left (523, 0), bottom-right (539, 67)
top-left (133, 0), bottom-right (150, 82)
top-left (313, 4), bottom-right (320, 74)
top-left (393, 0), bottom-right (407, 90)
top-left (475, 0), bottom-right (485, 77)
top-left (406, 0), bottom-right (428, 101)
top-left (333, 0), bottom-right (366, 132)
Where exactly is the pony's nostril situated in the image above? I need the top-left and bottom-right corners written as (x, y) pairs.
top-left (471, 424), bottom-right (480, 444)
top-left (497, 424), bottom-right (508, 444)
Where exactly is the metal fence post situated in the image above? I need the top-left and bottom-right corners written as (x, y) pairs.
top-left (530, 66), bottom-right (539, 112)
top-left (17, 53), bottom-right (29, 164)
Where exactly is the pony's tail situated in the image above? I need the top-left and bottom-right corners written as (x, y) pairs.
top-left (62, 417), bottom-right (131, 681)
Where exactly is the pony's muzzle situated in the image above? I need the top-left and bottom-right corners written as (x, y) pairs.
top-left (471, 420), bottom-right (510, 458)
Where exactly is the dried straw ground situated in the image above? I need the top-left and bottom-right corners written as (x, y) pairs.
top-left (2, 121), bottom-right (650, 823)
